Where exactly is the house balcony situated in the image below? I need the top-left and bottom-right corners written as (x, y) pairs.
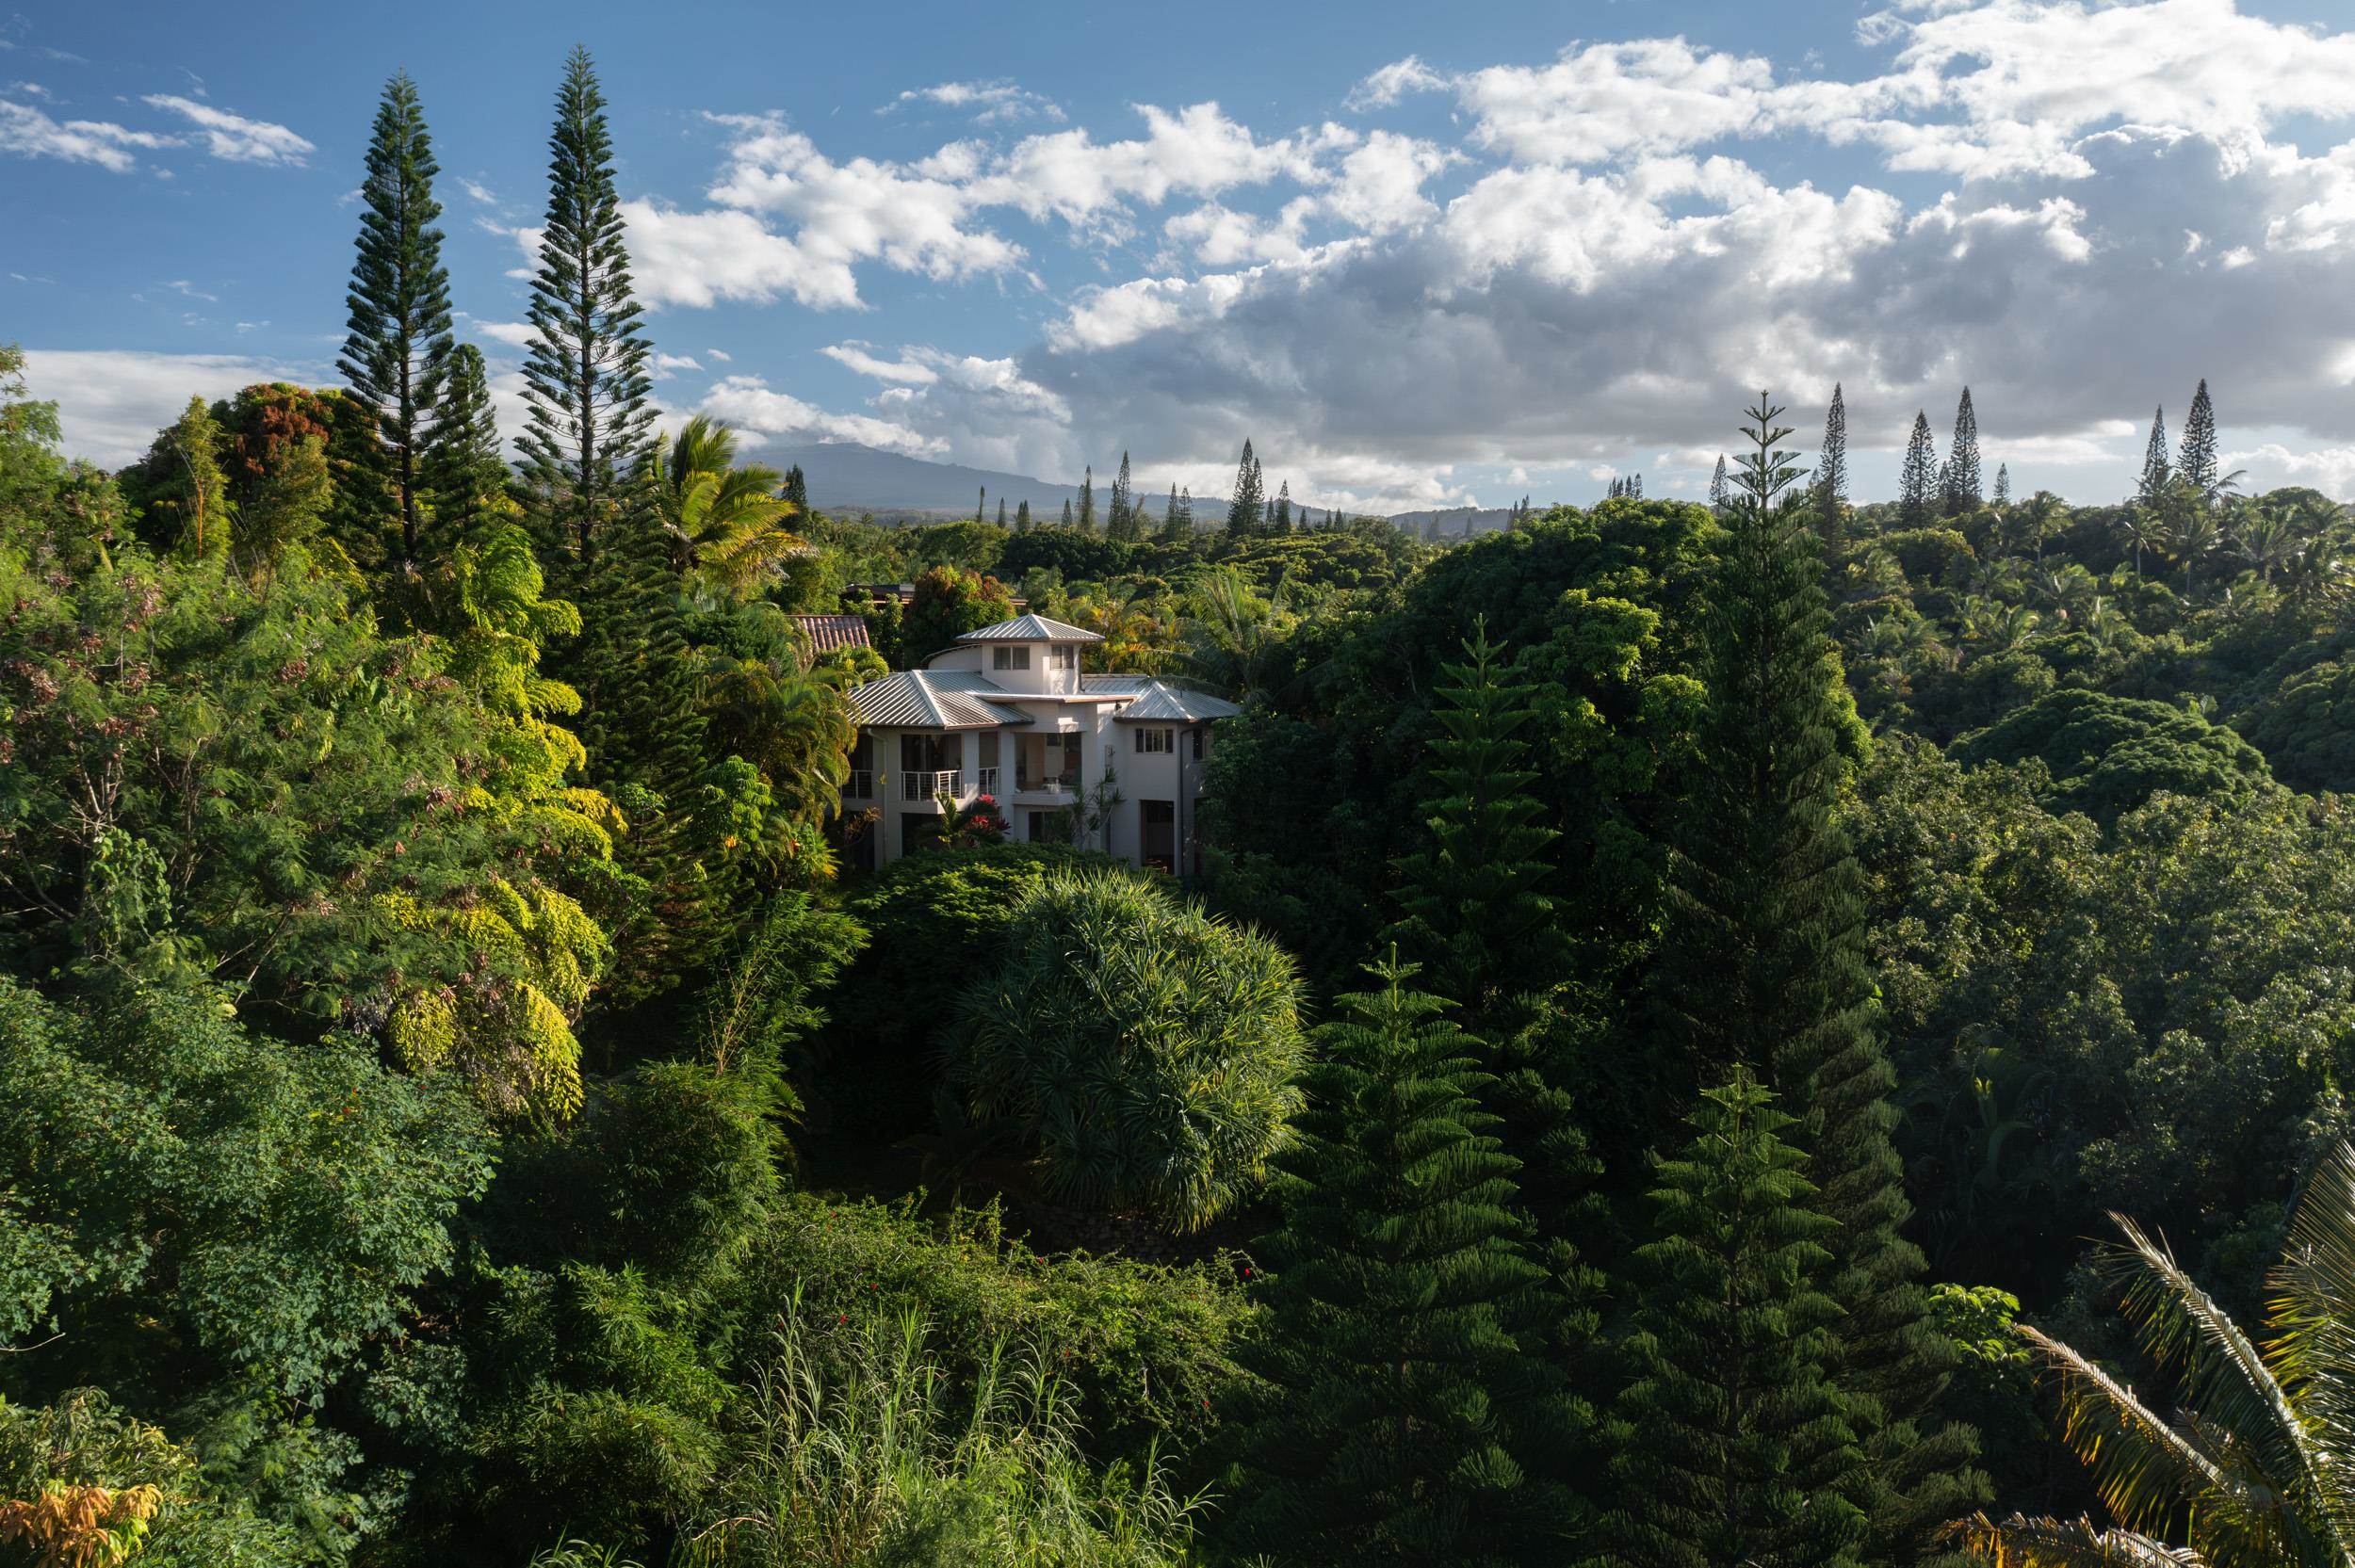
top-left (976, 767), bottom-right (1000, 796)
top-left (1013, 773), bottom-right (1080, 798)
top-left (842, 769), bottom-right (876, 800)
top-left (903, 768), bottom-right (965, 802)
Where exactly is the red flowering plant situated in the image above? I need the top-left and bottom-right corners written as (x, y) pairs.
top-left (934, 790), bottom-right (1010, 848)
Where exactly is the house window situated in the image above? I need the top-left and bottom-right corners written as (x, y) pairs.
top-left (1134, 727), bottom-right (1174, 754)
top-left (1191, 727), bottom-right (1203, 760)
top-left (1049, 645), bottom-right (1078, 671)
top-left (992, 645), bottom-right (1031, 671)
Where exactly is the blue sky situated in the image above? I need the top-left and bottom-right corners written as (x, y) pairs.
top-left (12, 0), bottom-right (2355, 509)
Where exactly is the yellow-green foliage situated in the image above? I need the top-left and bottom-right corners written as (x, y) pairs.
top-left (382, 880), bottom-right (609, 1121)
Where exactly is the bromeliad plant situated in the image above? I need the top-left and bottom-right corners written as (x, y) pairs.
top-left (1957, 1140), bottom-right (2355, 1567)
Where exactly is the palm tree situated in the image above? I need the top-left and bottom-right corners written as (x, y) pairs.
top-left (2231, 506), bottom-right (2300, 584)
top-left (653, 414), bottom-right (804, 600)
top-left (2156, 481), bottom-right (2225, 594)
top-left (1956, 1140), bottom-right (2355, 1567)
top-left (2116, 507), bottom-right (2166, 576)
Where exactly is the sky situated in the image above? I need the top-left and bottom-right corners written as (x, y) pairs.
top-left (11, 0), bottom-right (2355, 512)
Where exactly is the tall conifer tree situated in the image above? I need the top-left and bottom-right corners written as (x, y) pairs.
top-left (1813, 383), bottom-right (1848, 519)
top-left (1226, 961), bottom-right (1584, 1564)
top-left (1107, 449), bottom-right (1138, 541)
top-left (2180, 377), bottom-right (2218, 495)
top-left (1015, 498), bottom-right (1031, 530)
top-left (1898, 412), bottom-right (1938, 529)
top-left (1273, 479), bottom-right (1292, 533)
top-left (995, 496), bottom-right (1006, 527)
top-left (1386, 627), bottom-right (1600, 1279)
top-left (1709, 455), bottom-right (1730, 512)
top-left (1941, 388), bottom-right (1982, 515)
top-left (1060, 497), bottom-right (1073, 527)
top-left (518, 47), bottom-right (657, 560)
top-left (1657, 393), bottom-right (1983, 1564)
top-left (418, 342), bottom-right (509, 554)
top-left (1992, 463), bottom-right (2010, 508)
top-left (1602, 1069), bottom-right (1867, 1568)
top-left (782, 462), bottom-right (808, 513)
top-left (1077, 465), bottom-right (1095, 532)
top-left (1226, 438), bottom-right (1264, 535)
top-left (338, 71), bottom-right (455, 566)
top-left (2138, 407), bottom-right (2171, 506)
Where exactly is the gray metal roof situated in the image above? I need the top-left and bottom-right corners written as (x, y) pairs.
top-left (846, 669), bottom-right (1035, 730)
top-left (955, 613), bottom-right (1103, 644)
top-left (1108, 681), bottom-right (1243, 722)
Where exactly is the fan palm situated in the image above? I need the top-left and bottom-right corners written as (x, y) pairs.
top-left (655, 415), bottom-right (804, 601)
top-left (1955, 1139), bottom-right (2355, 1567)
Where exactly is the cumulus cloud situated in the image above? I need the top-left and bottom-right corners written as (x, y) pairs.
top-left (140, 94), bottom-right (313, 165)
top-left (21, 348), bottom-right (316, 466)
top-left (886, 79), bottom-right (1064, 125)
top-left (700, 374), bottom-right (947, 455)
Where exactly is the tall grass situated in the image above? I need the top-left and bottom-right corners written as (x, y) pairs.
top-left (681, 1296), bottom-right (1208, 1567)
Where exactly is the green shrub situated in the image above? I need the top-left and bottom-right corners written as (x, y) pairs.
top-left (739, 1194), bottom-right (1251, 1463)
top-left (827, 844), bottom-right (1124, 1137)
top-left (947, 869), bottom-right (1307, 1232)
top-left (0, 1389), bottom-right (310, 1567)
top-left (680, 1301), bottom-right (1205, 1568)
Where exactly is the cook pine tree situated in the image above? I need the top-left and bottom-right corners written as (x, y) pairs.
top-left (1657, 392), bottom-right (1985, 1565)
top-left (1601, 1068), bottom-right (1868, 1568)
top-left (1226, 959), bottom-right (1584, 1566)
top-left (518, 45), bottom-right (657, 562)
top-left (338, 70), bottom-right (455, 580)
top-left (1227, 438), bottom-right (1265, 535)
top-left (1898, 412), bottom-right (1938, 529)
top-left (1941, 387), bottom-right (1982, 516)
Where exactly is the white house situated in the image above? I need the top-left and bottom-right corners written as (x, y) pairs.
top-left (839, 612), bottom-right (1242, 873)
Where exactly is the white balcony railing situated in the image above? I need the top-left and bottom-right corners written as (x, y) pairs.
top-left (904, 768), bottom-right (963, 802)
top-left (842, 769), bottom-right (875, 799)
top-left (1016, 774), bottom-right (1078, 796)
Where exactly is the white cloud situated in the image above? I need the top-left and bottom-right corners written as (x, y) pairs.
top-left (651, 352), bottom-right (703, 379)
top-left (699, 374), bottom-right (946, 455)
top-left (887, 79), bottom-right (1064, 125)
top-left (706, 348), bottom-right (733, 362)
top-left (140, 94), bottom-right (313, 165)
top-left (822, 343), bottom-right (938, 384)
top-left (1346, 56), bottom-right (1449, 111)
top-left (2226, 442), bottom-right (2355, 495)
top-left (164, 278), bottom-right (218, 301)
top-left (0, 94), bottom-right (173, 171)
top-left (464, 318), bottom-right (537, 349)
top-left (19, 348), bottom-right (314, 466)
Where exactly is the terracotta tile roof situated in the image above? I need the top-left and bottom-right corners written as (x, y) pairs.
top-left (791, 613), bottom-right (873, 654)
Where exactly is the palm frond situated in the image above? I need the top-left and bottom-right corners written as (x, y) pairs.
top-left (1952, 1512), bottom-right (2208, 1567)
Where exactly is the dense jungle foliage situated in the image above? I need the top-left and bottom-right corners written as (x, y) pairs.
top-left (8, 47), bottom-right (2355, 1568)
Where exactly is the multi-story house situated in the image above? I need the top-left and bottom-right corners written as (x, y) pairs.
top-left (839, 612), bottom-right (1241, 872)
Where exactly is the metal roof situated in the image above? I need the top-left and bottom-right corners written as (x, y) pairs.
top-left (1107, 681), bottom-right (1243, 722)
top-left (790, 613), bottom-right (873, 654)
top-left (846, 670), bottom-right (1035, 730)
top-left (955, 613), bottom-right (1103, 644)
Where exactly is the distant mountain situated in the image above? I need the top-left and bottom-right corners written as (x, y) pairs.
top-left (1386, 506), bottom-right (1519, 541)
top-left (768, 439), bottom-right (1520, 535)
top-left (769, 441), bottom-right (1223, 522)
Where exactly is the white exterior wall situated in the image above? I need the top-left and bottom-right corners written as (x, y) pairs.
top-left (849, 638), bottom-right (1220, 873)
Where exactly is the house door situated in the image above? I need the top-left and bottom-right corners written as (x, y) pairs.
top-left (1141, 800), bottom-right (1176, 872)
